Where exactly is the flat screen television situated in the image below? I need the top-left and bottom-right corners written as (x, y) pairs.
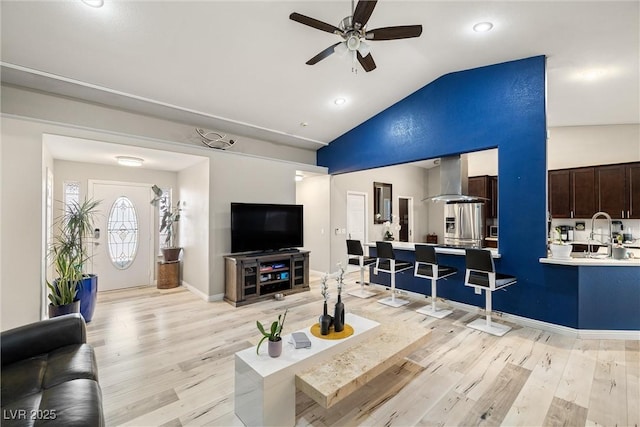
top-left (231, 203), bottom-right (304, 253)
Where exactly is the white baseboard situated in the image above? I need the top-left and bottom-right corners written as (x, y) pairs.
top-left (182, 281), bottom-right (223, 302)
top-left (367, 280), bottom-right (640, 340)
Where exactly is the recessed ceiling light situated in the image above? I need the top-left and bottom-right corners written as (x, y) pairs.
top-left (473, 22), bottom-right (494, 32)
top-left (295, 172), bottom-right (304, 182)
top-left (334, 98), bottom-right (346, 105)
top-left (81, 0), bottom-right (104, 8)
top-left (116, 156), bottom-right (144, 167)
top-left (300, 122), bottom-right (308, 127)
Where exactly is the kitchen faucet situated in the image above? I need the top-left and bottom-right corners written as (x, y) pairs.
top-left (589, 211), bottom-right (613, 257)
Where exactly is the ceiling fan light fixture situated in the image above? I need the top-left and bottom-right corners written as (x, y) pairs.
top-left (358, 41), bottom-right (371, 57)
top-left (473, 21), bottom-right (494, 32)
top-left (335, 41), bottom-right (349, 55)
top-left (346, 34), bottom-right (361, 51)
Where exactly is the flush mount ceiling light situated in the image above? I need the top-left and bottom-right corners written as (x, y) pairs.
top-left (334, 97), bottom-right (346, 105)
top-left (116, 156), bottom-right (144, 167)
top-left (473, 22), bottom-right (494, 32)
top-left (81, 0), bottom-right (104, 8)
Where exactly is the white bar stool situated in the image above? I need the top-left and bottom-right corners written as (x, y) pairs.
top-left (346, 239), bottom-right (377, 299)
top-left (464, 248), bottom-right (517, 336)
top-left (414, 244), bottom-right (458, 318)
top-left (374, 241), bottom-right (413, 308)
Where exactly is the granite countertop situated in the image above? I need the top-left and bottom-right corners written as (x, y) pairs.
top-left (365, 241), bottom-right (501, 258)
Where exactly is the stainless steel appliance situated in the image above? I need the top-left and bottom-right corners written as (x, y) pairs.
top-left (444, 202), bottom-right (485, 248)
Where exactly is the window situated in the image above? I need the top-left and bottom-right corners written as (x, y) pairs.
top-left (107, 196), bottom-right (139, 269)
top-left (63, 181), bottom-right (80, 217)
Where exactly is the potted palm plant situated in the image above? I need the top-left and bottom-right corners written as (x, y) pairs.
top-left (48, 198), bottom-right (101, 320)
top-left (150, 185), bottom-right (182, 262)
top-left (256, 309), bottom-right (288, 357)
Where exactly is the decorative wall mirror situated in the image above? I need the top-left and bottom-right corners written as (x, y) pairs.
top-left (373, 182), bottom-right (392, 224)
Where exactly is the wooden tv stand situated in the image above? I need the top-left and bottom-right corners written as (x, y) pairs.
top-left (224, 250), bottom-right (309, 306)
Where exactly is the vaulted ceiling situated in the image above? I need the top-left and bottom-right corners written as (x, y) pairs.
top-left (1, 1), bottom-right (638, 151)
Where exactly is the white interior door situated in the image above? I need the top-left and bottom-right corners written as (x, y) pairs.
top-left (90, 181), bottom-right (154, 291)
top-left (346, 191), bottom-right (368, 246)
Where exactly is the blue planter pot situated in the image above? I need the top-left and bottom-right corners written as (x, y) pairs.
top-left (77, 274), bottom-right (98, 322)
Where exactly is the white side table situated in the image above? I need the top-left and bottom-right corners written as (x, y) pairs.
top-left (234, 313), bottom-right (380, 427)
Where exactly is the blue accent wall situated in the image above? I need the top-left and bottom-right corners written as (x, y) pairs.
top-left (318, 56), bottom-right (577, 326)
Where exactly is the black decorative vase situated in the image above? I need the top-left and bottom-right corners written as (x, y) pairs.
top-left (319, 301), bottom-right (333, 335)
top-left (334, 294), bottom-right (345, 332)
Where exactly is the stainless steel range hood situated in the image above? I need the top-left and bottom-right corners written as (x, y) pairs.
top-left (424, 154), bottom-right (482, 202)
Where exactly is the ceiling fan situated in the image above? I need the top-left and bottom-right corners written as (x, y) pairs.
top-left (289, 0), bottom-right (422, 72)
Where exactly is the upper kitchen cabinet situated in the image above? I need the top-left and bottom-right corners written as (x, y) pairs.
top-left (548, 167), bottom-right (596, 218)
top-left (625, 163), bottom-right (640, 218)
top-left (468, 175), bottom-right (498, 218)
top-left (549, 162), bottom-right (640, 219)
top-left (597, 163), bottom-right (640, 218)
top-left (597, 165), bottom-right (626, 217)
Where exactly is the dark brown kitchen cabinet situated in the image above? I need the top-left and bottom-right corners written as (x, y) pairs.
top-left (549, 162), bottom-right (640, 219)
top-left (626, 163), bottom-right (640, 218)
top-left (549, 167), bottom-right (596, 218)
top-left (468, 175), bottom-right (498, 219)
top-left (468, 176), bottom-right (489, 200)
top-left (489, 176), bottom-right (498, 218)
top-left (597, 165), bottom-right (626, 217)
top-left (572, 167), bottom-right (597, 218)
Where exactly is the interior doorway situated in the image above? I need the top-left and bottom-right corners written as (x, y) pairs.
top-left (398, 196), bottom-right (413, 242)
top-left (346, 191), bottom-right (368, 246)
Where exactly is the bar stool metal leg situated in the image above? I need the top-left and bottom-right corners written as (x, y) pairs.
top-left (466, 289), bottom-right (511, 336)
top-left (378, 260), bottom-right (410, 308)
top-left (348, 260), bottom-right (376, 299)
top-left (416, 277), bottom-right (453, 318)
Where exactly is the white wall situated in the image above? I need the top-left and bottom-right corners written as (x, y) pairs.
top-left (208, 155), bottom-right (306, 297)
top-left (548, 124), bottom-right (640, 169)
top-left (177, 159), bottom-right (210, 296)
top-left (296, 175), bottom-right (331, 273)
top-left (328, 164), bottom-right (429, 269)
top-left (1, 85), bottom-right (317, 165)
top-left (1, 119), bottom-right (44, 330)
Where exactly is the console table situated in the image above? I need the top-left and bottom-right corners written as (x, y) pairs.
top-left (234, 313), bottom-right (380, 427)
top-left (224, 250), bottom-right (309, 306)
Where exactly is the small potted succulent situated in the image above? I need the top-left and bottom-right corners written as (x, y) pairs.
top-left (256, 309), bottom-right (288, 357)
top-left (549, 227), bottom-right (572, 259)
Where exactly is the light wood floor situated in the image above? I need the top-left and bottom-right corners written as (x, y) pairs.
top-left (86, 272), bottom-right (639, 427)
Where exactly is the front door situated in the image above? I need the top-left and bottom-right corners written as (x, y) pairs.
top-left (90, 181), bottom-right (154, 291)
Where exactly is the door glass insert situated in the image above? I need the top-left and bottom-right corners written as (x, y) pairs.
top-left (107, 196), bottom-right (139, 269)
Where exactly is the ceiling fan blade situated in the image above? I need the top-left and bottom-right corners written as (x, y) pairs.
top-left (357, 51), bottom-right (377, 72)
top-left (353, 0), bottom-right (377, 28)
top-left (306, 42), bottom-right (342, 65)
top-left (290, 12), bottom-right (341, 34)
top-left (366, 25), bottom-right (423, 40)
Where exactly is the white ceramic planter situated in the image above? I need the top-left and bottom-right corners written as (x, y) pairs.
top-left (550, 243), bottom-right (572, 259)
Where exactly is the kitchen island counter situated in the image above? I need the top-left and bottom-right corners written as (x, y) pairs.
top-left (364, 241), bottom-right (501, 258)
top-left (540, 256), bottom-right (640, 267)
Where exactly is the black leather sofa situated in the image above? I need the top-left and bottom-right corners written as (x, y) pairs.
top-left (1, 314), bottom-right (104, 426)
